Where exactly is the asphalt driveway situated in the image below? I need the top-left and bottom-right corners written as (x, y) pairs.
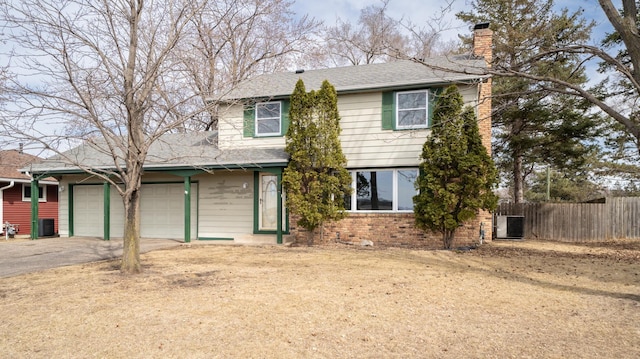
top-left (0, 237), bottom-right (183, 278)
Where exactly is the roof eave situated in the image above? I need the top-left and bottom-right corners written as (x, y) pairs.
top-left (29, 160), bottom-right (290, 175)
top-left (221, 74), bottom-right (489, 102)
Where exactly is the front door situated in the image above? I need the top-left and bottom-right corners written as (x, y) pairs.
top-left (259, 173), bottom-right (278, 231)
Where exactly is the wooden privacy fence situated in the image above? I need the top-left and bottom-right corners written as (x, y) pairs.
top-left (495, 197), bottom-right (640, 242)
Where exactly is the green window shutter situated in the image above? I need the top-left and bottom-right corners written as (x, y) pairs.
top-left (381, 91), bottom-right (395, 130)
top-left (243, 104), bottom-right (255, 137)
top-left (428, 88), bottom-right (443, 127)
top-left (281, 100), bottom-right (290, 136)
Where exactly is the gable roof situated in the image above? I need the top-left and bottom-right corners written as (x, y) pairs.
top-left (0, 150), bottom-right (45, 182)
top-left (27, 132), bottom-right (288, 175)
top-left (222, 56), bottom-right (488, 101)
top-left (27, 56), bottom-right (487, 176)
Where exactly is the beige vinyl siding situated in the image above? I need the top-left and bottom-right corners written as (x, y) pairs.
top-left (218, 86), bottom-right (478, 168)
top-left (340, 86), bottom-right (477, 168)
top-left (339, 92), bottom-right (425, 167)
top-left (195, 171), bottom-right (262, 241)
top-left (58, 178), bottom-right (70, 237)
top-left (219, 105), bottom-right (286, 150)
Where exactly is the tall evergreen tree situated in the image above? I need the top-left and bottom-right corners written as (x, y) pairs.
top-left (414, 85), bottom-right (498, 249)
top-left (525, 168), bottom-right (602, 202)
top-left (457, 0), bottom-right (600, 203)
top-left (283, 79), bottom-right (352, 245)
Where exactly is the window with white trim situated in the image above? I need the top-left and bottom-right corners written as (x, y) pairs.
top-left (22, 184), bottom-right (47, 202)
top-left (344, 169), bottom-right (418, 212)
top-left (396, 90), bottom-right (428, 129)
top-left (255, 101), bottom-right (282, 136)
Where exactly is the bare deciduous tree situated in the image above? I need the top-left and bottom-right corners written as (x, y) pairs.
top-left (0, 0), bottom-right (205, 273)
top-left (179, 0), bottom-right (321, 131)
top-left (322, 0), bottom-right (406, 66)
top-left (478, 0), bottom-right (640, 166)
top-left (321, 0), bottom-right (458, 67)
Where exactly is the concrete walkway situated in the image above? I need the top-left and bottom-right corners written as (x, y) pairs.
top-left (0, 237), bottom-right (184, 278)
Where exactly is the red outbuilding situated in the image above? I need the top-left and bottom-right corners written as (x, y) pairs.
top-left (0, 148), bottom-right (58, 238)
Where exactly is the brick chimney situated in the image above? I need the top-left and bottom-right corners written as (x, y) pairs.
top-left (471, 22), bottom-right (493, 155)
top-left (472, 22), bottom-right (493, 66)
top-left (472, 22), bottom-right (494, 242)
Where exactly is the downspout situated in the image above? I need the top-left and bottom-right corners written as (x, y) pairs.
top-left (0, 181), bottom-right (15, 234)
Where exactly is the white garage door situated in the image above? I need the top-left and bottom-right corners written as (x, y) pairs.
top-left (140, 183), bottom-right (197, 239)
top-left (75, 183), bottom-right (197, 239)
top-left (73, 185), bottom-right (104, 237)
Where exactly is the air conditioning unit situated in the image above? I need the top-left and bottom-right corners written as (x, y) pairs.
top-left (38, 218), bottom-right (55, 237)
top-left (495, 215), bottom-right (524, 239)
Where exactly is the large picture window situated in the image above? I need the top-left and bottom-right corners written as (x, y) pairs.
top-left (345, 169), bottom-right (418, 212)
top-left (22, 184), bottom-right (47, 202)
top-left (396, 90), bottom-right (428, 129)
top-left (255, 101), bottom-right (281, 136)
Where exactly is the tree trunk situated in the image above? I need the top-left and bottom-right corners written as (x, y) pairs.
top-left (442, 229), bottom-right (456, 249)
top-left (370, 172), bottom-right (378, 209)
top-left (306, 227), bottom-right (315, 246)
top-left (512, 152), bottom-right (524, 204)
top-left (121, 188), bottom-right (142, 274)
top-left (510, 116), bottom-right (525, 204)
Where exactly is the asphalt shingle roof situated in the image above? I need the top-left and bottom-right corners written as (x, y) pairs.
top-left (27, 132), bottom-right (288, 175)
top-left (222, 56), bottom-right (488, 100)
top-left (28, 56), bottom-right (486, 175)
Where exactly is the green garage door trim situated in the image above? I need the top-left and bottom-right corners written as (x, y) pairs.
top-left (71, 184), bottom-right (105, 237)
top-left (70, 182), bottom-right (198, 241)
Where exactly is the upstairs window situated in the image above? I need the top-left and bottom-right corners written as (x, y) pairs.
top-left (396, 90), bottom-right (428, 129)
top-left (382, 88), bottom-right (439, 130)
top-left (255, 102), bottom-right (281, 136)
top-left (243, 100), bottom-right (289, 137)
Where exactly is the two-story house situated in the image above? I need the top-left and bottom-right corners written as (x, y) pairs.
top-left (26, 24), bottom-right (493, 246)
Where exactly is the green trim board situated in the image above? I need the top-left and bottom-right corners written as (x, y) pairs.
top-left (66, 183), bottom-right (104, 239)
top-left (167, 170), bottom-right (203, 177)
top-left (30, 179), bottom-right (39, 240)
top-left (253, 171), bottom-right (259, 232)
top-left (276, 170), bottom-right (283, 244)
top-left (381, 91), bottom-right (395, 130)
top-left (184, 177), bottom-right (191, 243)
top-left (253, 170), bottom-right (289, 240)
top-left (198, 237), bottom-right (234, 241)
top-left (68, 184), bottom-right (74, 237)
top-left (31, 162), bottom-right (291, 177)
top-left (243, 104), bottom-right (255, 137)
top-left (103, 182), bottom-right (110, 241)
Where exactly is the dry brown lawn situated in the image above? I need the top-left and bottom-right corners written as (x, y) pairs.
top-left (1, 239), bottom-right (639, 358)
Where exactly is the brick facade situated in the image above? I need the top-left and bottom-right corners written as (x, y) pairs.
top-left (287, 212), bottom-right (493, 249)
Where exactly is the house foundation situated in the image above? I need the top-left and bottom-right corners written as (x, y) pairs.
top-left (288, 211), bottom-right (493, 249)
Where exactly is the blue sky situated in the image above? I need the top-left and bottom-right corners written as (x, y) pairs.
top-left (293, 0), bottom-right (614, 45)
